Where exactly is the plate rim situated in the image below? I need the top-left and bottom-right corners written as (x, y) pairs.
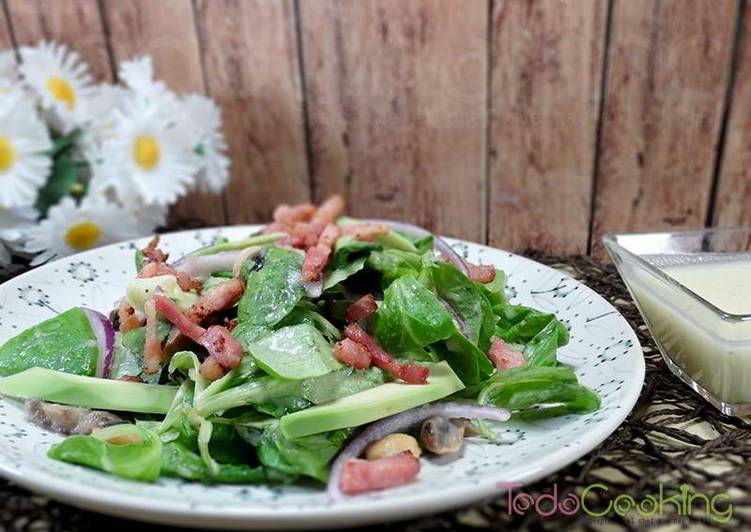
top-left (0, 226), bottom-right (645, 530)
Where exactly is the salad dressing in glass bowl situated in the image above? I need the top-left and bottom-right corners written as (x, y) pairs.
top-left (604, 228), bottom-right (751, 416)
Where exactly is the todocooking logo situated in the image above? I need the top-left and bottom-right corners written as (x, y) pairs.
top-left (498, 482), bottom-right (733, 524)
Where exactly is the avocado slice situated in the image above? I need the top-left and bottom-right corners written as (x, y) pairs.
top-left (0, 367), bottom-right (178, 414)
top-left (279, 361), bottom-right (464, 439)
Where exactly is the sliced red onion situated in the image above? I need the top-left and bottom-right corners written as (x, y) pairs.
top-left (327, 402), bottom-right (510, 499)
top-left (361, 218), bottom-right (469, 276)
top-left (81, 308), bottom-right (115, 379)
top-left (172, 251), bottom-right (241, 280)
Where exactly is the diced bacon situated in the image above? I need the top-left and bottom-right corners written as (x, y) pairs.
top-left (262, 222), bottom-right (287, 235)
top-left (278, 221), bottom-right (325, 250)
top-left (488, 337), bottom-right (526, 371)
top-left (311, 194), bottom-right (345, 225)
top-left (142, 236), bottom-right (169, 264)
top-left (200, 325), bottom-right (243, 370)
top-left (343, 323), bottom-right (429, 384)
top-left (340, 452), bottom-right (420, 495)
top-left (118, 375), bottom-right (142, 382)
top-left (346, 294), bottom-right (378, 321)
top-left (466, 263), bottom-right (496, 284)
top-left (341, 223), bottom-right (390, 242)
top-left (273, 203), bottom-right (316, 224)
top-left (318, 223), bottom-right (342, 249)
top-left (117, 299), bottom-right (143, 333)
top-left (334, 338), bottom-right (372, 369)
top-left (138, 261), bottom-right (203, 292)
top-left (185, 278), bottom-right (245, 324)
top-left (154, 296), bottom-right (205, 343)
top-left (302, 244), bottom-right (332, 283)
top-left (153, 295), bottom-right (243, 380)
top-left (143, 299), bottom-right (164, 374)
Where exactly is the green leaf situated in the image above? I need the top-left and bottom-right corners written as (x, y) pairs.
top-left (374, 274), bottom-right (455, 353)
top-left (248, 324), bottom-right (340, 380)
top-left (48, 424), bottom-right (162, 482)
top-left (237, 246), bottom-right (305, 327)
top-left (430, 261), bottom-right (496, 351)
top-left (331, 235), bottom-right (382, 268)
top-left (429, 332), bottom-right (494, 385)
top-left (366, 249), bottom-right (423, 286)
top-left (494, 305), bottom-right (569, 346)
top-left (523, 320), bottom-right (563, 367)
top-left (323, 256), bottom-right (366, 290)
top-left (49, 128), bottom-right (82, 157)
top-left (0, 308), bottom-right (100, 376)
top-left (161, 442), bottom-right (271, 484)
top-left (257, 423), bottom-right (352, 482)
top-left (35, 155), bottom-right (79, 216)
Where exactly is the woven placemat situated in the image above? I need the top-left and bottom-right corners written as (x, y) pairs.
top-left (0, 253), bottom-right (748, 532)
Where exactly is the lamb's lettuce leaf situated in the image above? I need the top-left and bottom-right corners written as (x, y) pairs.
top-left (257, 423), bottom-right (353, 482)
top-left (247, 324), bottom-right (340, 380)
top-left (48, 424), bottom-right (162, 482)
top-left (374, 274), bottom-right (455, 353)
top-left (237, 246), bottom-right (304, 327)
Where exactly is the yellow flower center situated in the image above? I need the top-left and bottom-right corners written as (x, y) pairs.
top-left (132, 135), bottom-right (161, 170)
top-left (46, 77), bottom-right (77, 109)
top-left (0, 137), bottom-right (15, 172)
top-left (64, 222), bottom-right (101, 250)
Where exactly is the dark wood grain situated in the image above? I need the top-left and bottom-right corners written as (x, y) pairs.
top-left (590, 0), bottom-right (738, 255)
top-left (6, 0), bottom-right (112, 80)
top-left (101, 0), bottom-right (226, 225)
top-left (195, 0), bottom-right (310, 224)
top-left (488, 0), bottom-right (607, 254)
top-left (299, 0), bottom-right (488, 242)
top-left (713, 5), bottom-right (751, 228)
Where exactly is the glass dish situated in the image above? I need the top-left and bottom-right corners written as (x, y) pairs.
top-left (603, 228), bottom-right (751, 417)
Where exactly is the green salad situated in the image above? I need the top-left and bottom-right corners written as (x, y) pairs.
top-left (0, 195), bottom-right (599, 496)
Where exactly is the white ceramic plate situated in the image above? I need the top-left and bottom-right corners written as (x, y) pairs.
top-left (0, 227), bottom-right (644, 530)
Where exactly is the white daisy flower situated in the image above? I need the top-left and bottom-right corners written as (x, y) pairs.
top-left (183, 94), bottom-right (230, 193)
top-left (98, 97), bottom-right (198, 206)
top-left (119, 56), bottom-right (178, 112)
top-left (25, 196), bottom-right (141, 265)
top-left (0, 206), bottom-right (37, 268)
top-left (0, 101), bottom-right (53, 208)
top-left (77, 83), bottom-right (126, 161)
top-left (19, 41), bottom-right (94, 131)
top-left (0, 50), bottom-right (19, 89)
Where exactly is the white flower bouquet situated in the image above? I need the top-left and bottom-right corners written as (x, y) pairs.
top-left (0, 42), bottom-right (230, 268)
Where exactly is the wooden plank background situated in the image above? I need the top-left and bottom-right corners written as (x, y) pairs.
top-left (1, 0), bottom-right (747, 257)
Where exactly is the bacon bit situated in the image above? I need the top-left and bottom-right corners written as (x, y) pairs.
top-left (346, 294), bottom-right (378, 321)
top-left (488, 337), bottom-right (526, 371)
top-left (262, 222), bottom-right (287, 235)
top-left (153, 295), bottom-right (206, 343)
top-left (311, 194), bottom-right (346, 225)
top-left (466, 263), bottom-right (496, 284)
top-left (340, 452), bottom-right (420, 495)
top-left (153, 295), bottom-right (243, 380)
top-left (273, 203), bottom-right (316, 224)
top-left (344, 323), bottom-right (429, 384)
top-left (117, 299), bottom-right (143, 333)
top-left (185, 277), bottom-right (245, 324)
top-left (118, 375), bottom-right (142, 383)
top-left (318, 223), bottom-right (342, 248)
top-left (225, 318), bottom-right (239, 332)
top-left (341, 223), bottom-right (389, 242)
top-left (142, 236), bottom-right (169, 264)
top-left (143, 299), bottom-right (164, 374)
top-left (277, 221), bottom-right (325, 250)
top-left (302, 244), bottom-right (332, 283)
top-left (138, 261), bottom-right (203, 292)
top-left (334, 338), bottom-right (372, 369)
